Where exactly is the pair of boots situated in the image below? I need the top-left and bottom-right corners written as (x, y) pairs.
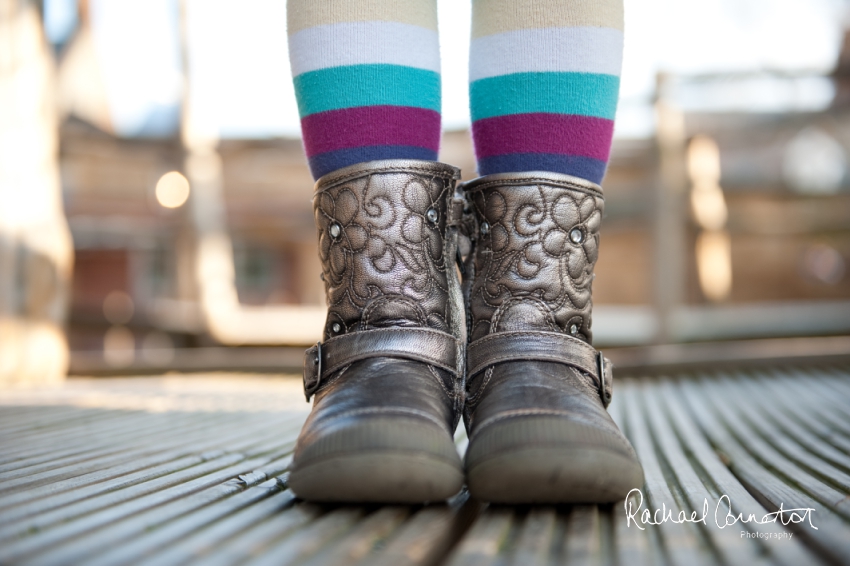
top-left (289, 159), bottom-right (643, 504)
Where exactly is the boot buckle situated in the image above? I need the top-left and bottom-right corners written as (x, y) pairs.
top-left (303, 342), bottom-right (322, 401)
top-left (597, 351), bottom-right (611, 406)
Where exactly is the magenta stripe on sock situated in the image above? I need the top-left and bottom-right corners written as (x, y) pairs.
top-left (302, 105), bottom-right (441, 157)
top-left (472, 113), bottom-right (614, 162)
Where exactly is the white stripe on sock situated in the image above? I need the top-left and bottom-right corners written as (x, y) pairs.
top-left (289, 21), bottom-right (441, 77)
top-left (469, 27), bottom-right (623, 82)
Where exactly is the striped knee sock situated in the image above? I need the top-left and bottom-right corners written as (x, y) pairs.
top-left (469, 0), bottom-right (624, 185)
top-left (287, 0), bottom-right (442, 180)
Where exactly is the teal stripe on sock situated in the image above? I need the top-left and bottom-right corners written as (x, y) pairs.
top-left (294, 64), bottom-right (441, 117)
top-left (470, 72), bottom-right (620, 121)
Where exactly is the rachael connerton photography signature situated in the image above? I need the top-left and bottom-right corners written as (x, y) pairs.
top-left (624, 489), bottom-right (818, 530)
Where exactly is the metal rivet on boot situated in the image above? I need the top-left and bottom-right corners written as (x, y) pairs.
top-left (480, 221), bottom-right (490, 236)
top-left (426, 208), bottom-right (438, 224)
top-left (570, 324), bottom-right (578, 335)
top-left (569, 227), bottom-right (584, 244)
top-left (331, 322), bottom-right (341, 334)
top-left (329, 222), bottom-right (342, 239)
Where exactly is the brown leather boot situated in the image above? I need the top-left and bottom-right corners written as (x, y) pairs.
top-left (289, 160), bottom-right (467, 503)
top-left (461, 171), bottom-right (643, 503)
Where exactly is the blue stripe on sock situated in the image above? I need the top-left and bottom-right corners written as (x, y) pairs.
top-left (470, 72), bottom-right (620, 121)
top-left (308, 145), bottom-right (439, 180)
top-left (477, 153), bottom-right (607, 185)
top-left (294, 65), bottom-right (441, 117)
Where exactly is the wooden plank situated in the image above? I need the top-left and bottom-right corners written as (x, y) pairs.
top-left (810, 366), bottom-right (850, 397)
top-left (0, 454), bottom-right (206, 527)
top-left (641, 380), bottom-right (798, 565)
top-left (638, 382), bottom-right (766, 565)
top-left (620, 380), bottom-right (714, 566)
top-left (188, 502), bottom-right (322, 566)
top-left (241, 508), bottom-right (366, 566)
top-left (0, 453), bottom-right (259, 563)
top-left (86, 479), bottom-right (286, 566)
top-left (135, 491), bottom-right (306, 566)
top-left (0, 452), bottom-right (244, 541)
top-left (695, 373), bottom-right (850, 518)
top-left (0, 409), bottom-right (184, 464)
top-left (444, 508), bottom-right (513, 566)
top-left (675, 377), bottom-right (850, 564)
top-left (25, 456), bottom-right (289, 566)
top-left (768, 370), bottom-right (850, 438)
top-left (369, 495), bottom-right (481, 566)
top-left (0, 409), bottom-right (127, 446)
top-left (656, 380), bottom-right (819, 566)
top-left (607, 390), bottom-right (658, 566)
top-left (0, 411), bottom-right (257, 477)
top-left (0, 413), bottom-right (302, 514)
top-left (505, 507), bottom-right (557, 566)
top-left (745, 370), bottom-right (850, 456)
top-left (0, 406), bottom-right (117, 440)
top-left (562, 506), bottom-right (603, 565)
top-left (714, 373), bottom-right (850, 482)
top-left (303, 507), bottom-right (410, 565)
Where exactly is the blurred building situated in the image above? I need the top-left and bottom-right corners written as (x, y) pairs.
top-left (61, 117), bottom-right (320, 353)
top-left (0, 0), bottom-right (73, 384)
top-left (60, 119), bottom-right (850, 351)
top-left (55, 23), bottom-right (850, 369)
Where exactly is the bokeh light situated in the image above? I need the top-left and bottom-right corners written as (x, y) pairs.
top-left (103, 291), bottom-right (135, 325)
top-left (696, 230), bottom-right (733, 302)
top-left (803, 244), bottom-right (847, 285)
top-left (155, 171), bottom-right (190, 208)
top-left (103, 325), bottom-right (135, 367)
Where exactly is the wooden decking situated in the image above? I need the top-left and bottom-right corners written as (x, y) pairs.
top-left (1, 365), bottom-right (849, 565)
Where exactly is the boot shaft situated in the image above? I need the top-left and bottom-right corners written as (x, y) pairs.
top-left (313, 159), bottom-right (464, 341)
top-left (462, 171), bottom-right (605, 344)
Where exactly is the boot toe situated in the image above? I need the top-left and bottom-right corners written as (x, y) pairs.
top-left (290, 415), bottom-right (463, 503)
top-left (466, 415), bottom-right (643, 503)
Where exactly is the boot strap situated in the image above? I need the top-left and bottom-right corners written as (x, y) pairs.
top-left (466, 331), bottom-right (613, 407)
top-left (303, 328), bottom-right (459, 401)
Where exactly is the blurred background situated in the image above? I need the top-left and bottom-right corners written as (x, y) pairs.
top-left (2, 0), bottom-right (850, 383)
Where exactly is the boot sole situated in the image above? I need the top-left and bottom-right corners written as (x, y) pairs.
top-left (289, 451), bottom-right (464, 503)
top-left (465, 416), bottom-right (643, 503)
top-left (289, 416), bottom-right (463, 503)
top-left (467, 444), bottom-right (643, 503)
